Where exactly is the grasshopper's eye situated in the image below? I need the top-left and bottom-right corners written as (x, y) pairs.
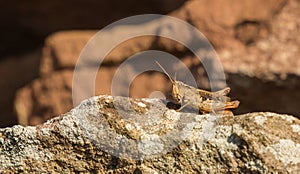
top-left (172, 84), bottom-right (181, 103)
top-left (173, 92), bottom-right (181, 102)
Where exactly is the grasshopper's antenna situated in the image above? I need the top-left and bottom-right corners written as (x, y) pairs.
top-left (174, 72), bottom-right (177, 81)
top-left (155, 60), bottom-right (175, 83)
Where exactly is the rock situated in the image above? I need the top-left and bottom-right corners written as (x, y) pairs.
top-left (0, 0), bottom-right (185, 127)
top-left (40, 31), bottom-right (96, 76)
top-left (14, 0), bottom-right (300, 126)
top-left (40, 31), bottom-right (154, 76)
top-left (15, 70), bottom-right (74, 126)
top-left (15, 68), bottom-right (116, 126)
top-left (2, 95), bottom-right (300, 172)
top-left (219, 0), bottom-right (300, 78)
top-left (220, 0), bottom-right (300, 117)
top-left (39, 0), bottom-right (287, 76)
top-left (0, 50), bottom-right (40, 127)
top-left (0, 0), bottom-right (185, 57)
top-left (171, 0), bottom-right (287, 49)
top-left (15, 67), bottom-right (170, 126)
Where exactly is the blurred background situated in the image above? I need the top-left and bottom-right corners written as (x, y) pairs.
top-left (1, 0), bottom-right (300, 127)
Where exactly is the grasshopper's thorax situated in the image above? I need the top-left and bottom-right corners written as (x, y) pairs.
top-left (176, 81), bottom-right (204, 109)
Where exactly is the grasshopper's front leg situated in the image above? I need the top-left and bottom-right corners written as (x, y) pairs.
top-left (176, 102), bottom-right (191, 112)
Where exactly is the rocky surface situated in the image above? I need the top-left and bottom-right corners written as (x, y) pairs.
top-left (2, 95), bottom-right (300, 173)
top-left (13, 0), bottom-right (300, 126)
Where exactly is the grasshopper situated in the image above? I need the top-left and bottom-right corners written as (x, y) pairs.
top-left (155, 61), bottom-right (239, 115)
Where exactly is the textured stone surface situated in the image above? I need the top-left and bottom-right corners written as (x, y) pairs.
top-left (2, 95), bottom-right (300, 173)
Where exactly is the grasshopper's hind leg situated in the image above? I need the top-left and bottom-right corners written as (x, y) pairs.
top-left (199, 100), bottom-right (239, 115)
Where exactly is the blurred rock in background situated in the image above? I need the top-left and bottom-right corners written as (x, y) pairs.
top-left (0, 0), bottom-right (185, 127)
top-left (2, 0), bottom-right (300, 126)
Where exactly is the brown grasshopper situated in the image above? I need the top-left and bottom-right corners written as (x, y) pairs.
top-left (155, 61), bottom-right (239, 115)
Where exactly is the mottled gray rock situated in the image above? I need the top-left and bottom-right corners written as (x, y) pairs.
top-left (1, 95), bottom-right (300, 173)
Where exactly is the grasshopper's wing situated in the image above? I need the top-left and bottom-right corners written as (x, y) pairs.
top-left (213, 87), bottom-right (231, 96)
top-left (197, 87), bottom-right (231, 102)
top-left (213, 87), bottom-right (231, 102)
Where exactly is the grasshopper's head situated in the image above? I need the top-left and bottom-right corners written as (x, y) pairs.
top-left (172, 81), bottom-right (182, 103)
top-left (155, 61), bottom-right (182, 103)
